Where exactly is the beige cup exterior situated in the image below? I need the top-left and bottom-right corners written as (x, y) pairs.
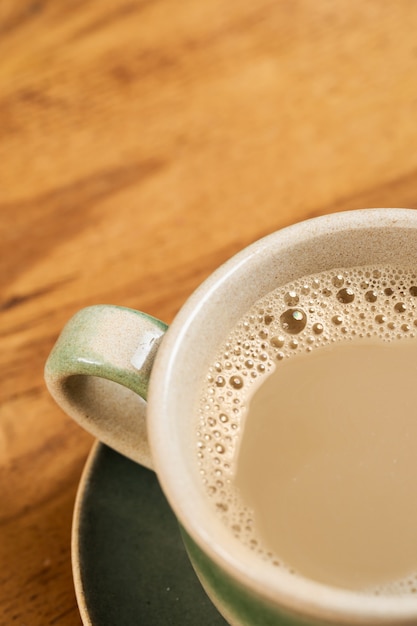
top-left (46, 209), bottom-right (417, 625)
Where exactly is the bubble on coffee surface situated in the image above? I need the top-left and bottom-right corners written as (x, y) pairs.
top-left (366, 571), bottom-right (417, 597)
top-left (196, 265), bottom-right (417, 593)
top-left (280, 308), bottom-right (307, 334)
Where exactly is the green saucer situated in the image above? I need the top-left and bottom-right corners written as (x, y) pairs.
top-left (72, 442), bottom-right (228, 625)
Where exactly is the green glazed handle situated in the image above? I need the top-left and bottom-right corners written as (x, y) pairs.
top-left (44, 305), bottom-right (167, 470)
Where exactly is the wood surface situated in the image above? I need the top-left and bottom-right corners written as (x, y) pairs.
top-left (2, 1), bottom-right (417, 624)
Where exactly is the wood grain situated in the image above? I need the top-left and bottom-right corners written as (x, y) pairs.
top-left (2, 1), bottom-right (417, 624)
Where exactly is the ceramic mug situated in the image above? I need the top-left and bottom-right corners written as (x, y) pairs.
top-left (45, 208), bottom-right (417, 626)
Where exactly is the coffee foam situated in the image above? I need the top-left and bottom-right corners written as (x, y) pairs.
top-left (196, 265), bottom-right (417, 596)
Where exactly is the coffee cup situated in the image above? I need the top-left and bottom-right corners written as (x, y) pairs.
top-left (45, 208), bottom-right (417, 625)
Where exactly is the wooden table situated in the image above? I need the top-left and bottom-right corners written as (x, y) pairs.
top-left (2, 1), bottom-right (417, 624)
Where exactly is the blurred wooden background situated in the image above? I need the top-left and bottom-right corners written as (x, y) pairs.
top-left (2, 1), bottom-right (417, 623)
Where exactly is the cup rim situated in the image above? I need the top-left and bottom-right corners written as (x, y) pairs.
top-left (148, 208), bottom-right (417, 623)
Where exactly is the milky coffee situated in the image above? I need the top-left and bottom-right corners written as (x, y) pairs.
top-left (196, 265), bottom-right (417, 595)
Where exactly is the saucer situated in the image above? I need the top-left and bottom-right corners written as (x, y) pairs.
top-left (72, 442), bottom-right (228, 625)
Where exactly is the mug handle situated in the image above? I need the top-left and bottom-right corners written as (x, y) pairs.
top-left (44, 305), bottom-right (168, 470)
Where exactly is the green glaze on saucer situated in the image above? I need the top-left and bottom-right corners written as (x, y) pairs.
top-left (73, 443), bottom-right (228, 626)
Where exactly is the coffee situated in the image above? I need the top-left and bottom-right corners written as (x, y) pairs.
top-left (196, 265), bottom-right (417, 595)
